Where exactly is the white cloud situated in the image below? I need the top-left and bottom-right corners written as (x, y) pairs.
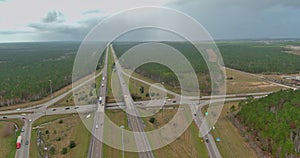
top-left (0, 0), bottom-right (173, 42)
top-left (1, 0), bottom-right (300, 42)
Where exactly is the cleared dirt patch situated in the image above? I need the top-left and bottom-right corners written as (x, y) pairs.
top-left (206, 49), bottom-right (218, 62)
top-left (226, 68), bottom-right (283, 94)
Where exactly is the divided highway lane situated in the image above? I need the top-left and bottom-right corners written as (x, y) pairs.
top-left (111, 44), bottom-right (155, 158)
top-left (89, 46), bottom-right (109, 158)
top-left (189, 103), bottom-right (221, 158)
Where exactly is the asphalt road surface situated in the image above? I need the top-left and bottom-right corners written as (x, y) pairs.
top-left (111, 44), bottom-right (155, 158)
top-left (88, 45), bottom-right (109, 158)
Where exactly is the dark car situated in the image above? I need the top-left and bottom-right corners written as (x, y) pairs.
top-left (65, 107), bottom-right (70, 110)
top-left (2, 116), bottom-right (7, 119)
top-left (52, 109), bottom-right (56, 111)
top-left (205, 138), bottom-right (209, 143)
top-left (172, 100), bottom-right (176, 103)
top-left (25, 140), bottom-right (29, 145)
top-left (74, 106), bottom-right (79, 109)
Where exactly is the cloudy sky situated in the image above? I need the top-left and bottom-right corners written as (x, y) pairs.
top-left (0, 0), bottom-right (300, 42)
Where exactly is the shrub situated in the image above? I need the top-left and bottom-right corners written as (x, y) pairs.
top-left (69, 141), bottom-right (76, 149)
top-left (149, 117), bottom-right (156, 124)
top-left (61, 147), bottom-right (67, 154)
top-left (49, 146), bottom-right (56, 155)
top-left (56, 137), bottom-right (61, 141)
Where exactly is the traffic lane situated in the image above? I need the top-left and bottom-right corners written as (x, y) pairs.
top-left (45, 106), bottom-right (97, 115)
top-left (192, 105), bottom-right (221, 158)
top-left (20, 120), bottom-right (32, 158)
top-left (90, 111), bottom-right (101, 158)
top-left (89, 46), bottom-right (108, 158)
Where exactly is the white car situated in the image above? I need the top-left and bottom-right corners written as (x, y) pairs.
top-left (21, 113), bottom-right (26, 116)
top-left (16, 108), bottom-right (21, 111)
top-left (96, 125), bottom-right (98, 129)
top-left (29, 119), bottom-right (32, 122)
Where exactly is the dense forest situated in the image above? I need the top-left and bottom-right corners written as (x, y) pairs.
top-left (219, 41), bottom-right (300, 74)
top-left (0, 42), bottom-right (80, 106)
top-left (236, 89), bottom-right (300, 157)
top-left (0, 42), bottom-right (106, 107)
top-left (1, 41), bottom-right (300, 107)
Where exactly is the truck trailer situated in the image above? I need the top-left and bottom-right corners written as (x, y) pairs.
top-left (16, 136), bottom-right (22, 149)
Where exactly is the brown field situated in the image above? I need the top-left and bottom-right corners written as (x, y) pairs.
top-left (152, 122), bottom-right (209, 158)
top-left (30, 115), bottom-right (91, 158)
top-left (142, 106), bottom-right (179, 131)
top-left (210, 102), bottom-right (258, 158)
top-left (140, 106), bottom-right (209, 158)
top-left (226, 68), bottom-right (284, 94)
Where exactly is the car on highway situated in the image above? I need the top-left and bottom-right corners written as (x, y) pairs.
top-left (16, 108), bottom-right (21, 111)
top-left (101, 83), bottom-right (104, 87)
top-left (65, 107), bottom-right (70, 110)
top-left (29, 119), bottom-right (32, 122)
top-left (2, 116), bottom-right (7, 119)
top-left (96, 125), bottom-right (98, 129)
top-left (205, 138), bottom-right (209, 143)
top-left (52, 109), bottom-right (56, 111)
top-left (74, 106), bottom-right (79, 109)
top-left (25, 140), bottom-right (29, 145)
top-left (21, 113), bottom-right (26, 116)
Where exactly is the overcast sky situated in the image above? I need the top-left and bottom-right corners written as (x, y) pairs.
top-left (0, 0), bottom-right (300, 42)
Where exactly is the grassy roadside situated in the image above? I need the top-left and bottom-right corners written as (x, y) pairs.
top-left (0, 119), bottom-right (24, 158)
top-left (210, 102), bottom-right (258, 158)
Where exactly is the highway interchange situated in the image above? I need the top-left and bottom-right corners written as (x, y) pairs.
top-left (0, 44), bottom-right (293, 158)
